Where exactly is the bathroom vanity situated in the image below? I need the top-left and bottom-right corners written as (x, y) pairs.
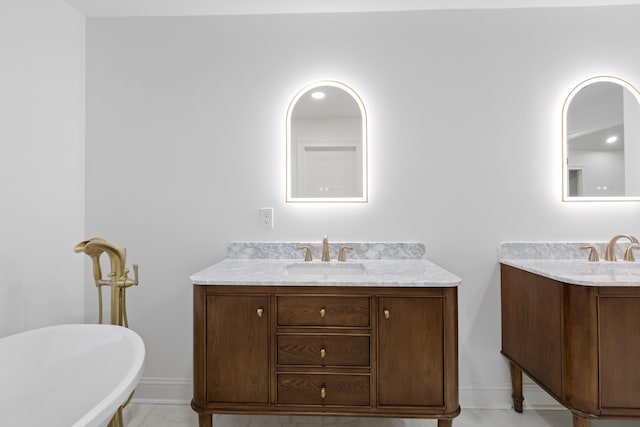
top-left (191, 243), bottom-right (460, 427)
top-left (500, 242), bottom-right (640, 427)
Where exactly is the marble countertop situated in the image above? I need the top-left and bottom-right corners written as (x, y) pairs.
top-left (499, 242), bottom-right (640, 286)
top-left (190, 258), bottom-right (461, 287)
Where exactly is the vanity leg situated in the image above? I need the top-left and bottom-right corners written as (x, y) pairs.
top-left (437, 419), bottom-right (452, 427)
top-left (572, 414), bottom-right (590, 427)
top-left (198, 413), bottom-right (212, 427)
top-left (509, 362), bottom-right (524, 413)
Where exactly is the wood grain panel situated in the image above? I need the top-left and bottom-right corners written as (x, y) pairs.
top-left (206, 294), bottom-right (270, 403)
top-left (500, 264), bottom-right (563, 398)
top-left (277, 334), bottom-right (370, 367)
top-left (562, 284), bottom-right (598, 413)
top-left (277, 373), bottom-right (370, 406)
top-left (378, 296), bottom-right (444, 407)
top-left (599, 296), bottom-right (640, 409)
top-left (277, 295), bottom-right (370, 327)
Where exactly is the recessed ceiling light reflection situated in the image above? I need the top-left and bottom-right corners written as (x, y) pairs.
top-left (311, 91), bottom-right (326, 100)
top-left (606, 136), bottom-right (618, 144)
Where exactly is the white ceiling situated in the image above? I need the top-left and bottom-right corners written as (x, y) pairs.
top-left (64, 0), bottom-right (640, 17)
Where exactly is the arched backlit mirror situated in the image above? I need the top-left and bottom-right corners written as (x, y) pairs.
top-left (563, 76), bottom-right (640, 201)
top-left (286, 81), bottom-right (367, 202)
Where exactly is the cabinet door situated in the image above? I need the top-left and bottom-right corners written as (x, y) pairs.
top-left (206, 294), bottom-right (269, 403)
top-left (599, 296), bottom-right (640, 409)
top-left (378, 297), bottom-right (444, 407)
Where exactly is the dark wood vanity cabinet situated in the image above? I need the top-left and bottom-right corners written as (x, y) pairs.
top-left (193, 285), bottom-right (459, 427)
top-left (501, 264), bottom-right (640, 427)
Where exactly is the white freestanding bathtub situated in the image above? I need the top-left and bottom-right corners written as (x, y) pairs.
top-left (0, 324), bottom-right (145, 427)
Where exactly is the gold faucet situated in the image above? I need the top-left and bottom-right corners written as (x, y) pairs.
top-left (73, 237), bottom-right (139, 427)
top-left (338, 246), bottom-right (353, 262)
top-left (322, 235), bottom-right (330, 262)
top-left (624, 245), bottom-right (640, 261)
top-left (74, 237), bottom-right (139, 326)
top-left (580, 245), bottom-right (600, 262)
top-left (297, 245), bottom-right (313, 261)
top-left (605, 234), bottom-right (639, 261)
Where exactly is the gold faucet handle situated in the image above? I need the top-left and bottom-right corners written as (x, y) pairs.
top-left (338, 246), bottom-right (353, 262)
top-left (297, 246), bottom-right (313, 261)
top-left (580, 245), bottom-right (600, 262)
top-left (120, 264), bottom-right (139, 288)
top-left (624, 245), bottom-right (640, 261)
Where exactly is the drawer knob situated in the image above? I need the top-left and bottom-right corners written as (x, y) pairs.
top-left (320, 308), bottom-right (326, 318)
top-left (256, 308), bottom-right (264, 318)
top-left (383, 309), bottom-right (390, 319)
top-left (320, 348), bottom-right (326, 359)
top-left (320, 386), bottom-right (326, 399)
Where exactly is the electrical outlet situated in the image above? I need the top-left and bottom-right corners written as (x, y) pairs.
top-left (259, 208), bottom-right (274, 228)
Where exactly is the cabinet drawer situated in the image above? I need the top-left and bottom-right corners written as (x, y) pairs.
top-left (277, 335), bottom-right (370, 367)
top-left (277, 296), bottom-right (370, 327)
top-left (277, 374), bottom-right (370, 406)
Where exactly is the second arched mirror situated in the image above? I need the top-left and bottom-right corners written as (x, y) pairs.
top-left (286, 81), bottom-right (367, 202)
top-left (563, 76), bottom-right (640, 201)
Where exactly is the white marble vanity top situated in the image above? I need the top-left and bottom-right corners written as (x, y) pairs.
top-left (191, 242), bottom-right (460, 287)
top-left (191, 258), bottom-right (460, 286)
top-left (499, 242), bottom-right (640, 286)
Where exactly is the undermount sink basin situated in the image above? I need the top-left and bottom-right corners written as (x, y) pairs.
top-left (285, 262), bottom-right (366, 276)
top-left (571, 261), bottom-right (640, 277)
top-left (608, 263), bottom-right (640, 276)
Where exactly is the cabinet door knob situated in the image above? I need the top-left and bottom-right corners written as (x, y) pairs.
top-left (320, 386), bottom-right (326, 399)
top-left (320, 348), bottom-right (326, 359)
top-left (320, 308), bottom-right (326, 318)
top-left (256, 308), bottom-right (264, 318)
top-left (383, 309), bottom-right (390, 319)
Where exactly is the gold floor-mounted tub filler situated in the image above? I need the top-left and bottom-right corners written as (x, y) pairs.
top-left (74, 237), bottom-right (140, 427)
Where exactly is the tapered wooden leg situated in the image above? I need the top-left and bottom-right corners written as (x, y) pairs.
top-left (573, 414), bottom-right (590, 427)
top-left (509, 362), bottom-right (524, 413)
top-left (437, 419), bottom-right (452, 427)
top-left (198, 413), bottom-right (212, 427)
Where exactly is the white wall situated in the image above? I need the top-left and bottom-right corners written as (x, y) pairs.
top-left (85, 7), bottom-right (640, 406)
top-left (0, 0), bottom-right (85, 337)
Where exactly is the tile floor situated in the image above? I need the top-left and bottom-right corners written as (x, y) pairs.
top-left (123, 404), bottom-right (640, 427)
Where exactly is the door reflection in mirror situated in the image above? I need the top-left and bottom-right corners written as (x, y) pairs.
top-left (286, 81), bottom-right (367, 202)
top-left (563, 76), bottom-right (640, 200)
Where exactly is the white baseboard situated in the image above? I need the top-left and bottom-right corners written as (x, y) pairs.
top-left (131, 378), bottom-right (563, 410)
top-left (131, 377), bottom-right (192, 405)
top-left (460, 383), bottom-right (562, 410)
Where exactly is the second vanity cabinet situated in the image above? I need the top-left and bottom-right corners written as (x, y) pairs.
top-left (193, 284), bottom-right (459, 427)
top-left (501, 263), bottom-right (640, 427)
